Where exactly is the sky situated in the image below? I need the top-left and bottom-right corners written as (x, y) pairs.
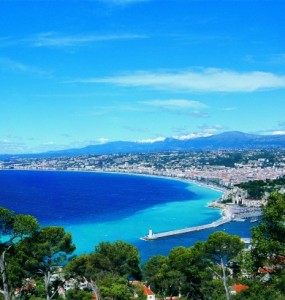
top-left (0, 0), bottom-right (285, 154)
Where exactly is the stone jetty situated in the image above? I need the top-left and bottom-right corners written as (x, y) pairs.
top-left (141, 217), bottom-right (231, 240)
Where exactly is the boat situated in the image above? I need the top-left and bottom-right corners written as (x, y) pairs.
top-left (233, 218), bottom-right (246, 222)
top-left (250, 218), bottom-right (258, 223)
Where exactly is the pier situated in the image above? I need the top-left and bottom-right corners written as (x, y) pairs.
top-left (141, 205), bottom-right (262, 241)
top-left (141, 217), bottom-right (231, 240)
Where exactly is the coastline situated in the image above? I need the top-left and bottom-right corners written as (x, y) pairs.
top-left (0, 168), bottom-right (256, 260)
top-left (1, 167), bottom-right (226, 194)
top-left (1, 168), bottom-right (260, 252)
top-left (0, 167), bottom-right (226, 192)
top-left (1, 168), bottom-right (227, 228)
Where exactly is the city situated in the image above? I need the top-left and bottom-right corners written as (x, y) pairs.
top-left (1, 149), bottom-right (285, 188)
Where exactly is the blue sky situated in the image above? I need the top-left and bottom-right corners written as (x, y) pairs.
top-left (0, 0), bottom-right (285, 154)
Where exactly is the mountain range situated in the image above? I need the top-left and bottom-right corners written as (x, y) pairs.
top-left (1, 131), bottom-right (285, 160)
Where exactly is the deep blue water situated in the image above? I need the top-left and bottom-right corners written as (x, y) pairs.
top-left (0, 170), bottom-right (255, 262)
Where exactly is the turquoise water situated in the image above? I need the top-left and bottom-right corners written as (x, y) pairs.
top-left (64, 182), bottom-right (222, 254)
top-left (0, 170), bottom-right (253, 262)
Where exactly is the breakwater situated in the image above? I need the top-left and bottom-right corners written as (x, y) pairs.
top-left (141, 205), bottom-right (262, 241)
top-left (141, 217), bottom-right (231, 240)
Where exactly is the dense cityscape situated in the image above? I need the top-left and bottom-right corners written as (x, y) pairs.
top-left (1, 149), bottom-right (285, 188)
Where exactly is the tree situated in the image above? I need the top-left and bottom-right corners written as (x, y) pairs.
top-left (204, 231), bottom-right (245, 300)
top-left (168, 243), bottom-right (212, 299)
top-left (65, 289), bottom-right (93, 300)
top-left (64, 241), bottom-right (141, 300)
top-left (0, 207), bottom-right (39, 300)
top-left (89, 241), bottom-right (141, 280)
top-left (142, 255), bottom-right (170, 296)
top-left (234, 278), bottom-right (285, 300)
top-left (251, 192), bottom-right (285, 268)
top-left (98, 274), bottom-right (133, 300)
top-left (64, 254), bottom-right (89, 278)
top-left (143, 244), bottom-right (219, 299)
top-left (16, 226), bottom-right (75, 300)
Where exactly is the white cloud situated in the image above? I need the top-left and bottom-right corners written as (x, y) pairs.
top-left (139, 99), bottom-right (207, 109)
top-left (136, 129), bottom-right (218, 144)
top-left (189, 110), bottom-right (209, 118)
top-left (97, 138), bottom-right (110, 144)
top-left (0, 33), bottom-right (147, 49)
top-left (172, 130), bottom-right (215, 140)
top-left (137, 136), bottom-right (166, 143)
top-left (0, 57), bottom-right (51, 76)
top-left (30, 32), bottom-right (147, 48)
top-left (271, 131), bottom-right (285, 135)
top-left (76, 68), bottom-right (285, 93)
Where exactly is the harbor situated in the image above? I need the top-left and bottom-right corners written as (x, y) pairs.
top-left (142, 204), bottom-right (262, 241)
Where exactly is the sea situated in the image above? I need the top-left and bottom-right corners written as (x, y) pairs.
top-left (0, 170), bottom-right (256, 262)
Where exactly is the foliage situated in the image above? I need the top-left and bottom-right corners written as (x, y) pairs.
top-left (204, 231), bottom-right (245, 266)
top-left (65, 289), bottom-right (93, 300)
top-left (12, 226), bottom-right (75, 300)
top-left (234, 277), bottom-right (285, 300)
top-left (200, 279), bottom-right (226, 300)
top-left (236, 176), bottom-right (285, 199)
top-left (251, 193), bottom-right (285, 268)
top-left (0, 207), bottom-right (39, 300)
top-left (98, 274), bottom-right (133, 300)
top-left (168, 243), bottom-right (212, 299)
top-left (64, 254), bottom-right (89, 278)
top-left (203, 231), bottom-right (245, 300)
top-left (93, 240), bottom-right (141, 279)
top-left (1, 191), bottom-right (285, 300)
top-left (142, 255), bottom-right (169, 293)
top-left (143, 243), bottom-right (217, 299)
top-left (65, 241), bottom-right (141, 299)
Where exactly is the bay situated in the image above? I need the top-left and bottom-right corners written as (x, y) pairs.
top-left (0, 170), bottom-right (253, 261)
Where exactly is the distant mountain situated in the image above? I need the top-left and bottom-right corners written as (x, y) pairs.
top-left (1, 131), bottom-right (285, 160)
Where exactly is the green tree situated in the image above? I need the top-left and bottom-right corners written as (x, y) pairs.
top-left (98, 274), bottom-right (133, 300)
top-left (143, 243), bottom-right (229, 299)
top-left (251, 192), bottom-right (285, 268)
top-left (0, 207), bottom-right (39, 300)
top-left (200, 279), bottom-right (225, 300)
top-left (65, 289), bottom-right (93, 300)
top-left (64, 254), bottom-right (89, 278)
top-left (204, 231), bottom-right (244, 300)
top-left (64, 241), bottom-right (141, 300)
top-left (89, 241), bottom-right (141, 280)
top-left (168, 243), bottom-right (212, 299)
top-left (16, 226), bottom-right (75, 300)
top-left (142, 255), bottom-right (169, 296)
top-left (234, 279), bottom-right (285, 300)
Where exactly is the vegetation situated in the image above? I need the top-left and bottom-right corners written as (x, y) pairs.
top-left (204, 232), bottom-right (244, 300)
top-left (236, 176), bottom-right (285, 199)
top-left (65, 240), bottom-right (141, 281)
top-left (0, 192), bottom-right (284, 299)
top-left (0, 207), bottom-right (39, 300)
top-left (14, 227), bottom-right (76, 300)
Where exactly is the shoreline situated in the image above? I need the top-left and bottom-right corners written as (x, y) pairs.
top-left (0, 167), bottom-right (227, 193)
top-left (1, 168), bottom-right (227, 226)
top-left (1, 168), bottom-right (259, 244)
top-left (1, 166), bottom-right (226, 195)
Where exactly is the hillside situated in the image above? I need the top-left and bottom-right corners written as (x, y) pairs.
top-left (1, 131), bottom-right (285, 160)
